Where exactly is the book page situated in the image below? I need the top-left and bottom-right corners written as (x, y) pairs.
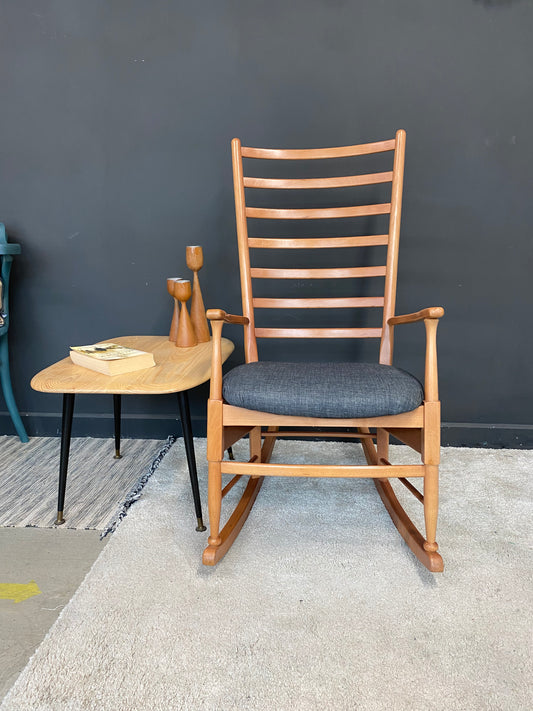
top-left (70, 344), bottom-right (148, 361)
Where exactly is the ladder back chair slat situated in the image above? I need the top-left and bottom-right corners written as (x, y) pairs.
top-left (247, 235), bottom-right (389, 249)
top-left (243, 172), bottom-right (394, 189)
top-left (252, 297), bottom-right (385, 309)
top-left (254, 327), bottom-right (383, 339)
top-left (240, 139), bottom-right (396, 159)
top-left (245, 204), bottom-right (391, 220)
top-left (250, 266), bottom-right (387, 279)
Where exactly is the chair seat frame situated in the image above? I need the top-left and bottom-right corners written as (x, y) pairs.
top-left (203, 132), bottom-right (445, 572)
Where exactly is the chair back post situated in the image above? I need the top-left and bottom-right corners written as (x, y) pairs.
top-left (232, 138), bottom-right (258, 363)
top-left (379, 129), bottom-right (406, 365)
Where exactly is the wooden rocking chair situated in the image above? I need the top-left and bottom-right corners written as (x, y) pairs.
top-left (204, 130), bottom-right (444, 572)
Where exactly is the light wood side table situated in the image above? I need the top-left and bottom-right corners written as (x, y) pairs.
top-left (31, 335), bottom-right (234, 531)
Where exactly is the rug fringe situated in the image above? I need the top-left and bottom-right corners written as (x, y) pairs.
top-left (100, 435), bottom-right (177, 539)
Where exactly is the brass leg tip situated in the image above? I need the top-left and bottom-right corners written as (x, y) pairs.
top-left (55, 512), bottom-right (65, 526)
top-left (113, 450), bottom-right (122, 459)
top-left (196, 518), bottom-right (207, 532)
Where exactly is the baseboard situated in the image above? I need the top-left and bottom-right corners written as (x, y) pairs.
top-left (1, 411), bottom-right (532, 448)
top-left (0, 411), bottom-right (200, 440)
top-left (440, 422), bottom-right (533, 449)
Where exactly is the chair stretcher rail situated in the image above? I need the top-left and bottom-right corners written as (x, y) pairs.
top-left (220, 462), bottom-right (424, 478)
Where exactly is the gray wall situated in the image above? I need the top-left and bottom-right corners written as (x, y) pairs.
top-left (1, 0), bottom-right (532, 446)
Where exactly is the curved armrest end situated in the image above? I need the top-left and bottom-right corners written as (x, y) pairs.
top-left (426, 306), bottom-right (445, 319)
top-left (206, 309), bottom-right (228, 321)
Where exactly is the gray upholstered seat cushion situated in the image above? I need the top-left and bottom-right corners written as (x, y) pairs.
top-left (222, 361), bottom-right (424, 418)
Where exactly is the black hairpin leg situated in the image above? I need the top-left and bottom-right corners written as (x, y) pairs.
top-left (113, 394), bottom-right (122, 459)
top-left (177, 390), bottom-right (206, 532)
top-left (56, 393), bottom-right (75, 525)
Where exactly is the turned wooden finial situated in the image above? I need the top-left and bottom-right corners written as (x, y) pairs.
top-left (167, 278), bottom-right (181, 342)
top-left (174, 279), bottom-right (198, 348)
top-left (186, 245), bottom-right (211, 343)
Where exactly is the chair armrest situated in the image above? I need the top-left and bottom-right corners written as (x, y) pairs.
top-left (207, 309), bottom-right (249, 399)
top-left (387, 307), bottom-right (444, 402)
top-left (207, 309), bottom-right (249, 326)
top-left (388, 307), bottom-right (444, 326)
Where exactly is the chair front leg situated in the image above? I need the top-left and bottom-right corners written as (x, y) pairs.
top-left (422, 400), bottom-right (441, 554)
top-left (206, 398), bottom-right (223, 548)
top-left (423, 464), bottom-right (439, 553)
top-left (207, 460), bottom-right (222, 548)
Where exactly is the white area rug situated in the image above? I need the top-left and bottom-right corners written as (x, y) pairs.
top-left (2, 440), bottom-right (532, 710)
top-left (0, 436), bottom-right (168, 531)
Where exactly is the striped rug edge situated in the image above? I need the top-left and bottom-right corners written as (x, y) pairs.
top-left (100, 435), bottom-right (177, 539)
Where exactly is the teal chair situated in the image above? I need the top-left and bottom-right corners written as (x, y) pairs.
top-left (0, 223), bottom-right (28, 442)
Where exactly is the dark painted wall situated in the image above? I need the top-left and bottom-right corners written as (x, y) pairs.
top-left (1, 0), bottom-right (532, 446)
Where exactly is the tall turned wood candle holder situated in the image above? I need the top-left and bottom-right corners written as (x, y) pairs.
top-left (186, 245), bottom-right (211, 343)
top-left (174, 279), bottom-right (198, 348)
top-left (167, 278), bottom-right (181, 342)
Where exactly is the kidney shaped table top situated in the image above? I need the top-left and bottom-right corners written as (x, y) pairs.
top-left (31, 335), bottom-right (234, 531)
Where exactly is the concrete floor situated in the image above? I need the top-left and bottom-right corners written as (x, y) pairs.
top-left (0, 527), bottom-right (107, 699)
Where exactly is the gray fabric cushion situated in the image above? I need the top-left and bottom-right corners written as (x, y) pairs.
top-left (223, 361), bottom-right (424, 418)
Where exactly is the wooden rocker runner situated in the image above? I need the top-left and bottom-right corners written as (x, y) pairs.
top-left (203, 130), bottom-right (445, 572)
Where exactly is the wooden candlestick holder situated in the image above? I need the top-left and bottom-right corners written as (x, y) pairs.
top-left (174, 279), bottom-right (198, 348)
top-left (186, 245), bottom-right (211, 343)
top-left (167, 278), bottom-right (181, 342)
